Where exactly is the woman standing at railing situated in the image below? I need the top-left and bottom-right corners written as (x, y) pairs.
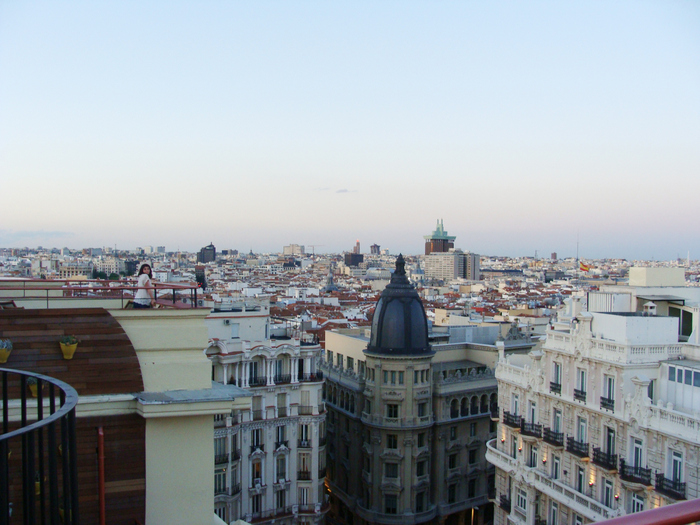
top-left (134, 263), bottom-right (155, 308)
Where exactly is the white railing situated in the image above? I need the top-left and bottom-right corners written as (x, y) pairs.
top-left (647, 404), bottom-right (700, 442)
top-left (495, 361), bottom-right (529, 387)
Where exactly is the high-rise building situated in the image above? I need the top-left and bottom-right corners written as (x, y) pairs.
top-left (205, 301), bottom-right (328, 525)
top-left (424, 220), bottom-right (456, 255)
top-left (353, 240), bottom-right (361, 255)
top-left (487, 267), bottom-right (700, 525)
top-left (425, 250), bottom-right (480, 282)
top-left (370, 244), bottom-right (381, 255)
top-left (198, 242), bottom-right (216, 263)
top-left (283, 244), bottom-right (306, 256)
top-left (320, 256), bottom-right (508, 525)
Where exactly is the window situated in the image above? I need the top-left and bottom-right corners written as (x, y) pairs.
top-left (449, 454), bottom-right (458, 469)
top-left (252, 428), bottom-right (262, 447)
top-left (215, 467), bottom-right (226, 494)
top-left (577, 368), bottom-right (587, 392)
top-left (631, 493), bottom-right (645, 513)
top-left (468, 478), bottom-right (476, 498)
top-left (553, 409), bottom-right (562, 433)
top-left (391, 371), bottom-right (396, 384)
top-left (416, 491), bottom-right (425, 513)
top-left (516, 489), bottom-right (527, 512)
top-left (669, 366), bottom-right (676, 381)
top-left (347, 357), bottom-right (354, 371)
top-left (385, 462), bottom-right (398, 478)
top-left (276, 490), bottom-right (286, 509)
top-left (577, 417), bottom-right (587, 443)
top-left (529, 401), bottom-right (537, 423)
top-left (448, 484), bottom-right (457, 504)
top-left (449, 426), bottom-right (457, 440)
top-left (553, 362), bottom-right (562, 384)
top-left (417, 460), bottom-right (426, 477)
top-left (418, 402), bottom-right (427, 417)
top-left (386, 404), bottom-right (399, 418)
top-left (573, 514), bottom-right (584, 525)
top-left (552, 455), bottom-right (560, 480)
top-left (685, 369), bottom-right (693, 385)
top-left (671, 450), bottom-right (683, 482)
top-left (327, 350), bottom-right (333, 363)
top-left (512, 393), bottom-right (520, 415)
top-left (276, 455), bottom-right (286, 480)
top-left (576, 466), bottom-right (585, 493)
top-left (251, 494), bottom-right (261, 514)
top-left (277, 425), bottom-right (286, 442)
top-left (632, 438), bottom-right (643, 467)
top-left (604, 375), bottom-right (615, 399)
top-left (298, 487), bottom-right (309, 505)
top-left (470, 423), bottom-right (477, 437)
top-left (417, 433), bottom-right (426, 448)
top-left (603, 479), bottom-right (613, 508)
top-left (414, 370), bottom-right (419, 384)
top-left (468, 449), bottom-right (477, 465)
top-left (549, 501), bottom-right (559, 525)
top-left (385, 494), bottom-right (398, 514)
top-left (384, 371), bottom-right (389, 384)
top-left (398, 371), bottom-right (404, 385)
top-left (387, 434), bottom-right (398, 449)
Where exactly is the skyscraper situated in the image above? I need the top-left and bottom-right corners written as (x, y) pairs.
top-left (424, 219), bottom-right (456, 255)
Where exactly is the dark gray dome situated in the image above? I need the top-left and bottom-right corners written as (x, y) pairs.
top-left (366, 255), bottom-right (431, 356)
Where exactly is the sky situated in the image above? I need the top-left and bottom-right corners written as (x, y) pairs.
top-left (1, 1), bottom-right (699, 260)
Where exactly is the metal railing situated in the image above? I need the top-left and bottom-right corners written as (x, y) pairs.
top-left (250, 444), bottom-right (264, 454)
top-left (503, 411), bottom-right (522, 428)
top-left (499, 495), bottom-right (511, 513)
top-left (619, 459), bottom-right (651, 485)
top-left (252, 409), bottom-right (264, 421)
top-left (521, 421), bottom-right (542, 438)
top-left (600, 396), bottom-right (615, 411)
top-left (249, 376), bottom-right (267, 387)
top-left (299, 372), bottom-right (323, 382)
top-left (574, 388), bottom-right (587, 402)
top-left (275, 440), bottom-right (288, 450)
top-left (0, 278), bottom-right (200, 309)
top-left (277, 407), bottom-right (288, 417)
top-left (543, 427), bottom-right (564, 447)
top-left (592, 447), bottom-right (618, 470)
top-left (215, 453), bottom-right (229, 464)
top-left (298, 439), bottom-right (311, 449)
top-left (566, 436), bottom-right (589, 458)
top-left (550, 381), bottom-right (562, 394)
top-left (298, 406), bottom-right (313, 415)
top-left (297, 470), bottom-right (312, 481)
top-left (655, 474), bottom-right (686, 500)
top-left (273, 374), bottom-right (291, 385)
top-left (1, 368), bottom-right (80, 525)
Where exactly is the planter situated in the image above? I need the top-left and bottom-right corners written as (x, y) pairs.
top-left (0, 348), bottom-right (10, 364)
top-left (60, 342), bottom-right (78, 360)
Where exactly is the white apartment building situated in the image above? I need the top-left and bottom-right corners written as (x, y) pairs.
top-left (425, 250), bottom-right (480, 282)
top-left (205, 300), bottom-right (328, 525)
top-left (487, 268), bottom-right (700, 525)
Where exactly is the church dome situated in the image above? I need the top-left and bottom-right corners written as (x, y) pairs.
top-left (366, 255), bottom-right (431, 356)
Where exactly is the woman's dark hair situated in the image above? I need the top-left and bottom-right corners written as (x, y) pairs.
top-left (138, 263), bottom-right (152, 277)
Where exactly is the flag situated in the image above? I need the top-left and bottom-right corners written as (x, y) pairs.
top-left (579, 262), bottom-right (590, 272)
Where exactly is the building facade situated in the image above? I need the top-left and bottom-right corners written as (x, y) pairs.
top-left (424, 219), bottom-right (456, 255)
top-left (425, 251), bottom-right (480, 283)
top-left (487, 268), bottom-right (700, 525)
top-left (320, 257), bottom-right (502, 525)
top-left (205, 300), bottom-right (329, 525)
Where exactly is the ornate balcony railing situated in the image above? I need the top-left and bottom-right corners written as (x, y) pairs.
top-left (277, 407), bottom-right (288, 417)
top-left (249, 376), bottom-right (267, 387)
top-left (298, 439), bottom-right (312, 449)
top-left (619, 459), bottom-right (652, 486)
top-left (503, 411), bottom-right (523, 429)
top-left (273, 374), bottom-right (291, 385)
top-left (299, 371), bottom-right (323, 382)
top-left (231, 483), bottom-right (241, 495)
top-left (215, 453), bottom-right (229, 464)
top-left (574, 389), bottom-right (587, 402)
top-left (250, 443), bottom-right (264, 454)
top-left (298, 405), bottom-right (313, 415)
top-left (297, 470), bottom-right (312, 481)
top-left (550, 382), bottom-right (562, 395)
top-left (252, 409), bottom-right (264, 421)
top-left (1, 369), bottom-right (80, 525)
top-left (275, 440), bottom-right (288, 450)
top-left (535, 518), bottom-right (547, 525)
top-left (600, 396), bottom-right (615, 411)
top-left (543, 427), bottom-right (564, 447)
top-left (232, 449), bottom-right (241, 460)
top-left (592, 447), bottom-right (618, 470)
top-left (655, 473), bottom-right (686, 500)
top-left (521, 421), bottom-right (542, 438)
top-left (566, 437), bottom-right (589, 458)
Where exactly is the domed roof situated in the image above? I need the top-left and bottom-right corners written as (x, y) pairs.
top-left (366, 255), bottom-right (432, 356)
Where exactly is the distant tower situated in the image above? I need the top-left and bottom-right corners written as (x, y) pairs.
top-left (197, 242), bottom-right (216, 263)
top-left (551, 252), bottom-right (557, 261)
top-left (370, 244), bottom-right (381, 255)
top-left (424, 219), bottom-right (456, 255)
top-left (353, 240), bottom-right (361, 254)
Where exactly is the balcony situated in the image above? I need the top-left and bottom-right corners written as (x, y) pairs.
top-left (275, 440), bottom-right (288, 450)
top-left (521, 421), bottom-right (542, 438)
top-left (319, 467), bottom-right (327, 478)
top-left (274, 374), bottom-right (291, 385)
top-left (0, 369), bottom-right (80, 524)
top-left (231, 483), bottom-right (241, 495)
top-left (490, 406), bottom-right (500, 421)
top-left (298, 470), bottom-right (312, 481)
top-left (299, 371), bottom-right (324, 382)
top-left (600, 396), bottom-right (615, 411)
top-left (499, 495), bottom-right (511, 513)
top-left (550, 381), bottom-right (562, 395)
top-left (655, 473), bottom-right (686, 500)
top-left (503, 411), bottom-right (523, 429)
top-left (566, 437), bottom-right (589, 458)
top-left (250, 444), bottom-right (265, 454)
top-left (215, 453), bottom-right (229, 465)
top-left (319, 437), bottom-right (326, 447)
top-left (232, 449), bottom-right (241, 461)
top-left (277, 406), bottom-right (288, 417)
top-left (535, 518), bottom-right (547, 525)
top-left (574, 389), bottom-right (587, 402)
top-left (249, 376), bottom-right (268, 387)
top-left (592, 448), bottom-right (618, 471)
top-left (619, 459), bottom-right (652, 486)
top-left (298, 439), bottom-right (312, 448)
top-left (252, 409), bottom-right (264, 421)
top-left (298, 405), bottom-right (313, 415)
top-left (543, 427), bottom-right (564, 447)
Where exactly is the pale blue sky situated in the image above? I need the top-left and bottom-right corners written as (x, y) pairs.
top-left (2, 1), bottom-right (699, 259)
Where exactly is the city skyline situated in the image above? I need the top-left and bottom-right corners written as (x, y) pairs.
top-left (2, 2), bottom-right (699, 260)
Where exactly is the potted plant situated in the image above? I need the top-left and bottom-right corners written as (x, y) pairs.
top-left (27, 377), bottom-right (40, 398)
top-left (0, 338), bottom-right (12, 363)
top-left (59, 335), bottom-right (79, 360)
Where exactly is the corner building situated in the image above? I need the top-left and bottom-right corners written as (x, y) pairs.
top-left (321, 256), bottom-right (498, 525)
